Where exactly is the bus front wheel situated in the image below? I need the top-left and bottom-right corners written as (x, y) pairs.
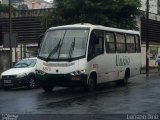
top-left (85, 76), bottom-right (96, 92)
top-left (42, 86), bottom-right (54, 93)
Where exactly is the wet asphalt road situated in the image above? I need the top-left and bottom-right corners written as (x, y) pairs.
top-left (0, 73), bottom-right (160, 119)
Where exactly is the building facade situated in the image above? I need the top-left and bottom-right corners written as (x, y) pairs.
top-left (26, 0), bottom-right (52, 9)
top-left (0, 0), bottom-right (9, 5)
top-left (0, 0), bottom-right (52, 10)
top-left (141, 0), bottom-right (158, 14)
top-left (140, 0), bottom-right (160, 14)
top-left (140, 0), bottom-right (160, 68)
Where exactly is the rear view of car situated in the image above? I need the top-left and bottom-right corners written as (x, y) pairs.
top-left (0, 57), bottom-right (37, 90)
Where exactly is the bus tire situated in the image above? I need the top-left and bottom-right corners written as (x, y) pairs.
top-left (85, 76), bottom-right (96, 92)
top-left (43, 86), bottom-right (54, 93)
top-left (122, 74), bottom-right (129, 85)
top-left (116, 71), bottom-right (129, 86)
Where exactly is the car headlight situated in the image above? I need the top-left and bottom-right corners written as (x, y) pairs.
top-left (70, 69), bottom-right (86, 76)
top-left (17, 73), bottom-right (27, 78)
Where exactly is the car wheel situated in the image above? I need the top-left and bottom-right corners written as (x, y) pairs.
top-left (43, 86), bottom-right (54, 93)
top-left (27, 76), bottom-right (36, 89)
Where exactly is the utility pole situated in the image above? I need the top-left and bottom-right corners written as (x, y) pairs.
top-left (9, 0), bottom-right (12, 67)
top-left (146, 0), bottom-right (149, 78)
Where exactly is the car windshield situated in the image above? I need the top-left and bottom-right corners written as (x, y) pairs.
top-left (38, 28), bottom-right (89, 60)
top-left (13, 59), bottom-right (37, 68)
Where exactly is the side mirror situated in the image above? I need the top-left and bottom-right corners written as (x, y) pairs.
top-left (38, 34), bottom-right (44, 48)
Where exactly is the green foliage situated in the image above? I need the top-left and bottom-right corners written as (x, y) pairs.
top-left (0, 3), bottom-right (10, 12)
top-left (0, 3), bottom-right (15, 12)
top-left (41, 0), bottom-right (141, 30)
top-left (39, 12), bottom-right (53, 29)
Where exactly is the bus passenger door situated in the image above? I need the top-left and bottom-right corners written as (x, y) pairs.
top-left (102, 32), bottom-right (118, 82)
top-left (87, 30), bottom-right (105, 84)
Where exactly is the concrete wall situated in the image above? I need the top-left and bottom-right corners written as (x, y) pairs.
top-left (140, 0), bottom-right (158, 14)
top-left (1, 0), bottom-right (9, 5)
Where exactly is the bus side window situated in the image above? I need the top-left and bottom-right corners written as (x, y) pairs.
top-left (87, 30), bottom-right (104, 61)
top-left (135, 35), bottom-right (141, 53)
top-left (126, 34), bottom-right (136, 53)
top-left (116, 33), bottom-right (126, 53)
top-left (105, 32), bottom-right (116, 53)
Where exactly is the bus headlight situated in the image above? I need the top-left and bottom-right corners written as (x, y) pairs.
top-left (70, 69), bottom-right (86, 76)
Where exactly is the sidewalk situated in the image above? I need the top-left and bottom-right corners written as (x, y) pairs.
top-left (141, 67), bottom-right (158, 74)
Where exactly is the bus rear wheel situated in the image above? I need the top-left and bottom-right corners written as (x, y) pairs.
top-left (42, 86), bottom-right (54, 93)
top-left (116, 73), bottom-right (129, 86)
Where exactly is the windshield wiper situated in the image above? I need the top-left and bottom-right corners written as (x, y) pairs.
top-left (68, 38), bottom-right (75, 61)
top-left (46, 39), bottom-right (61, 61)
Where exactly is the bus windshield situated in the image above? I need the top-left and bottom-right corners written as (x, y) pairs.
top-left (38, 28), bottom-right (89, 60)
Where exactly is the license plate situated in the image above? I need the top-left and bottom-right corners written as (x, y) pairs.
top-left (4, 80), bottom-right (12, 83)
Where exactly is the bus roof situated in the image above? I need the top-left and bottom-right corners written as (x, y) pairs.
top-left (48, 23), bottom-right (140, 35)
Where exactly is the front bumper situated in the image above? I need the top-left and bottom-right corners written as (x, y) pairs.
top-left (1, 76), bottom-right (29, 88)
top-left (36, 73), bottom-right (88, 87)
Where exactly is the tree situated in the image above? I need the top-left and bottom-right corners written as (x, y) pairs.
top-left (41, 0), bottom-right (141, 30)
top-left (0, 3), bottom-right (10, 12)
top-left (0, 3), bottom-right (15, 12)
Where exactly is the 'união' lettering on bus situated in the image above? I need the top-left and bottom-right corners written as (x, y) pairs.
top-left (116, 55), bottom-right (130, 66)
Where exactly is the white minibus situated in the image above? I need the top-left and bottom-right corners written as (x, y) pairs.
top-left (35, 23), bottom-right (141, 92)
